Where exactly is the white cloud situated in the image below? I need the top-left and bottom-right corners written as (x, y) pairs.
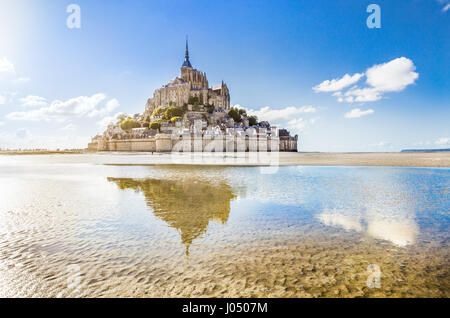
top-left (61, 123), bottom-right (77, 131)
top-left (0, 121), bottom-right (4, 126)
top-left (14, 77), bottom-right (31, 84)
top-left (435, 137), bottom-right (450, 146)
top-left (344, 87), bottom-right (382, 103)
top-left (242, 105), bottom-right (318, 135)
top-left (438, 0), bottom-right (450, 12)
top-left (370, 141), bottom-right (391, 147)
top-left (283, 117), bottom-right (318, 132)
top-left (0, 91), bottom-right (18, 105)
top-left (412, 141), bottom-right (432, 147)
top-left (285, 118), bottom-right (308, 132)
top-left (15, 128), bottom-right (29, 139)
top-left (313, 73), bottom-right (364, 92)
top-left (413, 138), bottom-right (450, 148)
top-left (0, 57), bottom-right (15, 73)
top-left (344, 108), bottom-right (374, 119)
top-left (314, 57), bottom-right (418, 104)
top-left (0, 59), bottom-right (31, 88)
top-left (247, 105), bottom-right (316, 122)
top-left (7, 93), bottom-right (118, 122)
top-left (20, 95), bottom-right (47, 107)
top-left (365, 57), bottom-right (419, 92)
top-left (97, 112), bottom-right (124, 130)
top-left (88, 98), bottom-right (119, 118)
top-left (0, 130), bottom-right (91, 150)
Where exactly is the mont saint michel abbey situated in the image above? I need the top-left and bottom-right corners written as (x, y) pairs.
top-left (89, 39), bottom-right (298, 152)
top-left (143, 39), bottom-right (231, 118)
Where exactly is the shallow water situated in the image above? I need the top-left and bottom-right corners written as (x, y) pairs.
top-left (0, 154), bottom-right (448, 297)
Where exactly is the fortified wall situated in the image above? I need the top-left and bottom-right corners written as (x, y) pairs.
top-left (89, 134), bottom-right (298, 152)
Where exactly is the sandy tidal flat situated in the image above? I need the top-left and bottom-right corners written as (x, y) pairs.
top-left (0, 155), bottom-right (448, 298)
top-left (279, 152), bottom-right (450, 167)
top-left (1, 151), bottom-right (449, 168)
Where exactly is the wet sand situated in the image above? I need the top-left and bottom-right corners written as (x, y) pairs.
top-left (2, 231), bottom-right (447, 298)
top-left (0, 158), bottom-right (448, 298)
top-left (1, 151), bottom-right (449, 167)
top-left (0, 150), bottom-right (84, 155)
top-left (278, 152), bottom-right (450, 168)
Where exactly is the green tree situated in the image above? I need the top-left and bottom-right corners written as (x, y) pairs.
top-left (164, 106), bottom-right (185, 120)
top-left (228, 107), bottom-right (242, 122)
top-left (150, 121), bottom-right (161, 130)
top-left (238, 108), bottom-right (247, 116)
top-left (116, 113), bottom-right (128, 124)
top-left (170, 116), bottom-right (182, 123)
top-left (205, 104), bottom-right (215, 114)
top-left (120, 118), bottom-right (141, 131)
top-left (188, 96), bottom-right (199, 106)
top-left (152, 107), bottom-right (165, 117)
top-left (248, 115), bottom-right (258, 126)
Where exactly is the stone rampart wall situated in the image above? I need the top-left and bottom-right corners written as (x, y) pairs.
top-left (95, 134), bottom-right (297, 152)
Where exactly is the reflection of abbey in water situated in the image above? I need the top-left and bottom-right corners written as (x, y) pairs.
top-left (108, 177), bottom-right (236, 255)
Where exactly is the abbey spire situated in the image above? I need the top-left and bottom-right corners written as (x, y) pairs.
top-left (182, 36), bottom-right (192, 68)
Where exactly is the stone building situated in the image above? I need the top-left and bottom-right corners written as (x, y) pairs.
top-left (143, 38), bottom-right (230, 119)
top-left (89, 38), bottom-right (298, 153)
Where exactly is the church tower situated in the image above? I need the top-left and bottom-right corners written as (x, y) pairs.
top-left (181, 36), bottom-right (192, 68)
top-left (180, 37), bottom-right (208, 90)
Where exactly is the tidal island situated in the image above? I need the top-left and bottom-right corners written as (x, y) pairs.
top-left (88, 39), bottom-right (298, 153)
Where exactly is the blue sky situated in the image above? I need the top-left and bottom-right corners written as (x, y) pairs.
top-left (0, 0), bottom-right (448, 151)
